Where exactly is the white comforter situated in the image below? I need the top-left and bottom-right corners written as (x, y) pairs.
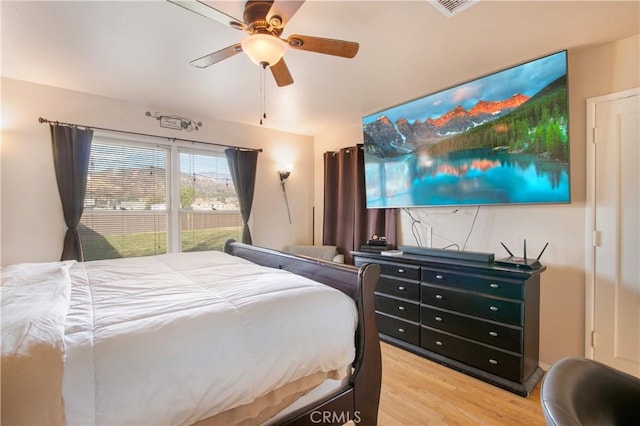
top-left (62, 251), bottom-right (358, 425)
top-left (1, 261), bottom-right (75, 357)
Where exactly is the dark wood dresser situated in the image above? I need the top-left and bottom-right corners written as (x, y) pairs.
top-left (352, 250), bottom-right (545, 396)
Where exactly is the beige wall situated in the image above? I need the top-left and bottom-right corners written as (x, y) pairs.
top-left (0, 78), bottom-right (314, 266)
top-left (313, 34), bottom-right (640, 367)
top-left (1, 33), bottom-right (637, 367)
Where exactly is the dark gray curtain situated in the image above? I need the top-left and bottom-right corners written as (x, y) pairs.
top-left (50, 124), bottom-right (93, 261)
top-left (323, 145), bottom-right (397, 264)
top-left (225, 148), bottom-right (259, 245)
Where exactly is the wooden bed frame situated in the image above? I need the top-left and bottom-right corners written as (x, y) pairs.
top-left (224, 241), bottom-right (382, 425)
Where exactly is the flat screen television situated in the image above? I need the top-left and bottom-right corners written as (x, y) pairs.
top-left (362, 50), bottom-right (569, 208)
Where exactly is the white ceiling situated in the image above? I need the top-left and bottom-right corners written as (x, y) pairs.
top-left (2, 1), bottom-right (639, 136)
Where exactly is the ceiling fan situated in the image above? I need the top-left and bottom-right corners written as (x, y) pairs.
top-left (167, 0), bottom-right (359, 87)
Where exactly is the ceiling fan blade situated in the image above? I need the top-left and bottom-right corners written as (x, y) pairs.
top-left (270, 58), bottom-right (294, 87)
top-left (286, 34), bottom-right (359, 58)
top-left (167, 0), bottom-right (247, 31)
top-left (267, 0), bottom-right (305, 29)
top-left (190, 43), bottom-right (243, 68)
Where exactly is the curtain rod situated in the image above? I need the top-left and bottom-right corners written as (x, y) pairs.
top-left (38, 117), bottom-right (263, 152)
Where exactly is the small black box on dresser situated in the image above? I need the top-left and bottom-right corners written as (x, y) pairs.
top-left (353, 249), bottom-right (546, 397)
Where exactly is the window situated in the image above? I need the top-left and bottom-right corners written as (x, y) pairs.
top-left (79, 138), bottom-right (241, 260)
top-left (179, 150), bottom-right (242, 252)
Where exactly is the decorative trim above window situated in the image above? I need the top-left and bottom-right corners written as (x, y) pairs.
top-left (145, 111), bottom-right (202, 132)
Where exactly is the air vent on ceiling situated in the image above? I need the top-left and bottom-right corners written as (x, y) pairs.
top-left (430, 0), bottom-right (479, 17)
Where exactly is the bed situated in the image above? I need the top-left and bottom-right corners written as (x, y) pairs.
top-left (1, 241), bottom-right (381, 425)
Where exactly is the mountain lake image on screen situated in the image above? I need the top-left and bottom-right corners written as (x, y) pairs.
top-left (362, 50), bottom-right (570, 208)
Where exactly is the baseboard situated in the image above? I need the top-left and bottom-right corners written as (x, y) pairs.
top-left (539, 362), bottom-right (551, 372)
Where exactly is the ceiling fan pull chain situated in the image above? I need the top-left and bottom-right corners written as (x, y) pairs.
top-left (263, 62), bottom-right (268, 124)
top-left (259, 62), bottom-right (267, 125)
top-left (259, 64), bottom-right (262, 125)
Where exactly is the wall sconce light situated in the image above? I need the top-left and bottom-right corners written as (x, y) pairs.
top-left (278, 168), bottom-right (292, 224)
top-left (279, 170), bottom-right (291, 182)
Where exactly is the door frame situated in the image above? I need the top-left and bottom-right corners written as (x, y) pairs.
top-left (584, 87), bottom-right (639, 359)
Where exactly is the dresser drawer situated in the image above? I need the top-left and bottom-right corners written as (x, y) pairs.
top-left (354, 257), bottom-right (421, 281)
top-left (376, 313), bottom-right (420, 346)
top-left (377, 276), bottom-right (420, 301)
top-left (421, 327), bottom-right (522, 382)
top-left (421, 285), bottom-right (523, 326)
top-left (379, 262), bottom-right (421, 281)
top-left (422, 268), bottom-right (523, 300)
top-left (376, 294), bottom-right (420, 322)
top-left (421, 306), bottom-right (523, 353)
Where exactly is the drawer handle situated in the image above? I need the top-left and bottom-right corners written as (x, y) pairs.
top-left (490, 283), bottom-right (499, 289)
top-left (435, 340), bottom-right (443, 346)
top-left (398, 268), bottom-right (405, 273)
top-left (398, 328), bottom-right (405, 333)
top-left (489, 306), bottom-right (499, 311)
top-left (435, 294), bottom-right (443, 299)
top-left (436, 274), bottom-right (444, 280)
top-left (489, 359), bottom-right (498, 365)
top-left (398, 306), bottom-right (406, 311)
top-left (489, 331), bottom-right (498, 337)
top-left (435, 316), bottom-right (443, 322)
top-left (398, 286), bottom-right (406, 291)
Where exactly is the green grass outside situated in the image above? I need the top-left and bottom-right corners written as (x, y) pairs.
top-left (82, 227), bottom-right (241, 261)
top-left (182, 227), bottom-right (242, 252)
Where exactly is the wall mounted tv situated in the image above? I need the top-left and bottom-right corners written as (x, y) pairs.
top-left (363, 50), bottom-right (569, 208)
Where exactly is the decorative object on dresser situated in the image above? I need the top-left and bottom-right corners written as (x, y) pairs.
top-left (353, 247), bottom-right (546, 396)
top-left (368, 235), bottom-right (388, 245)
top-left (361, 235), bottom-right (395, 254)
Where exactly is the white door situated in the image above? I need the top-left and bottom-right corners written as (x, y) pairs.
top-left (586, 89), bottom-right (639, 377)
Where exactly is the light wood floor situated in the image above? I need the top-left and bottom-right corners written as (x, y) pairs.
top-left (377, 342), bottom-right (545, 426)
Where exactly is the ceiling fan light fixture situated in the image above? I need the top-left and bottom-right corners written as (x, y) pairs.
top-left (241, 33), bottom-right (288, 67)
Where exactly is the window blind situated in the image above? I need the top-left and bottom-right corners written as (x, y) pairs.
top-left (179, 150), bottom-right (242, 252)
top-left (79, 141), bottom-right (168, 260)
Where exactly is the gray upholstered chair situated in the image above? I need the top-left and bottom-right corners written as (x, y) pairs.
top-left (283, 245), bottom-right (344, 263)
top-left (540, 357), bottom-right (640, 426)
